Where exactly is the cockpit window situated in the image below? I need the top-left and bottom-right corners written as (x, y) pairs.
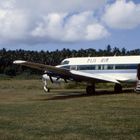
top-left (61, 60), bottom-right (69, 65)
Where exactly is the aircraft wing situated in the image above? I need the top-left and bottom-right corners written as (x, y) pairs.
top-left (70, 70), bottom-right (120, 84)
top-left (13, 60), bottom-right (120, 84)
top-left (13, 60), bottom-right (71, 77)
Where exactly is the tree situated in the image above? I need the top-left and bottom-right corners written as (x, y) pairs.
top-left (4, 66), bottom-right (16, 76)
top-left (0, 46), bottom-right (139, 76)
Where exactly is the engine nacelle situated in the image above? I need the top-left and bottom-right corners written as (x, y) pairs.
top-left (42, 74), bottom-right (63, 83)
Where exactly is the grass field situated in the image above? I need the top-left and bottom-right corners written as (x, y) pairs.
top-left (0, 79), bottom-right (140, 140)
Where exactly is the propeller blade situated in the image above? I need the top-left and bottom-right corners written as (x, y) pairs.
top-left (49, 76), bottom-right (53, 83)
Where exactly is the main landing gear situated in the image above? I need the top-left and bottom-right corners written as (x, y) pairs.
top-left (114, 84), bottom-right (122, 93)
top-left (86, 85), bottom-right (95, 95)
top-left (86, 84), bottom-right (123, 95)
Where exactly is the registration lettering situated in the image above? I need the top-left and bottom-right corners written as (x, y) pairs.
top-left (101, 58), bottom-right (109, 63)
top-left (87, 58), bottom-right (109, 64)
top-left (87, 58), bottom-right (109, 63)
top-left (87, 58), bottom-right (96, 63)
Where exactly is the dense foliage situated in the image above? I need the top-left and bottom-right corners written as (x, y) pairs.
top-left (0, 45), bottom-right (140, 76)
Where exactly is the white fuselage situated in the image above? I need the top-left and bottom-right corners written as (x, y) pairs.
top-left (59, 56), bottom-right (140, 83)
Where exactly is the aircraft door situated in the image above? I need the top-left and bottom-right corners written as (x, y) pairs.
top-left (136, 64), bottom-right (140, 92)
top-left (137, 64), bottom-right (140, 80)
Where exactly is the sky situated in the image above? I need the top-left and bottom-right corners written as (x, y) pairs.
top-left (0, 0), bottom-right (140, 51)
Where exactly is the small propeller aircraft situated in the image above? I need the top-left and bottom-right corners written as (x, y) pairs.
top-left (13, 55), bottom-right (140, 94)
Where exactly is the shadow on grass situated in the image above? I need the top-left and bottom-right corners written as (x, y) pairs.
top-left (35, 88), bottom-right (135, 101)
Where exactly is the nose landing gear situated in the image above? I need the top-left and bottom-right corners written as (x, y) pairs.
top-left (42, 78), bottom-right (50, 93)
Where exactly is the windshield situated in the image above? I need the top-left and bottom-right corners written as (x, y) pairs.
top-left (61, 60), bottom-right (69, 65)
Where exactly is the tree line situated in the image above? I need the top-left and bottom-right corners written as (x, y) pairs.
top-left (0, 45), bottom-right (140, 76)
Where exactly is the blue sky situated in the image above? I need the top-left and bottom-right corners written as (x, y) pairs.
top-left (0, 0), bottom-right (140, 51)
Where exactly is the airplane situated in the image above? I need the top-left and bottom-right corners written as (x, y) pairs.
top-left (13, 55), bottom-right (140, 94)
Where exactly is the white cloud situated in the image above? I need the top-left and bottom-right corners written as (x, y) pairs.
top-left (0, 8), bottom-right (28, 42)
top-left (102, 0), bottom-right (140, 29)
top-left (61, 12), bottom-right (96, 42)
top-left (14, 0), bottom-right (105, 13)
top-left (31, 12), bottom-right (109, 42)
top-left (0, 0), bottom-right (140, 45)
top-left (31, 13), bottom-right (66, 41)
top-left (0, 0), bottom-right (15, 9)
top-left (86, 24), bottom-right (110, 40)
top-left (0, 0), bottom-right (108, 44)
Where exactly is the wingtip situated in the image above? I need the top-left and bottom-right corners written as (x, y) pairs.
top-left (13, 60), bottom-right (26, 64)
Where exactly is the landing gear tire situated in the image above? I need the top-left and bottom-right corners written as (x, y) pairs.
top-left (114, 84), bottom-right (122, 93)
top-left (42, 78), bottom-right (50, 93)
top-left (86, 85), bottom-right (95, 95)
top-left (44, 85), bottom-right (50, 92)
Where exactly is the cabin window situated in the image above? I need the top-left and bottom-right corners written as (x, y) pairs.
top-left (70, 65), bottom-right (77, 70)
top-left (74, 64), bottom-right (137, 71)
top-left (77, 65), bottom-right (95, 70)
top-left (103, 65), bottom-right (108, 70)
top-left (95, 65), bottom-right (98, 70)
top-left (61, 66), bottom-right (70, 70)
top-left (89, 65), bottom-right (95, 70)
top-left (77, 65), bottom-right (86, 70)
top-left (98, 65), bottom-right (102, 70)
top-left (115, 64), bottom-right (137, 70)
top-left (107, 65), bottom-right (114, 70)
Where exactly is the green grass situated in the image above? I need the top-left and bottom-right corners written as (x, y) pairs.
top-left (0, 79), bottom-right (140, 140)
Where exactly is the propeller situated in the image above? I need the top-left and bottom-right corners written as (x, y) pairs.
top-left (49, 75), bottom-right (53, 83)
